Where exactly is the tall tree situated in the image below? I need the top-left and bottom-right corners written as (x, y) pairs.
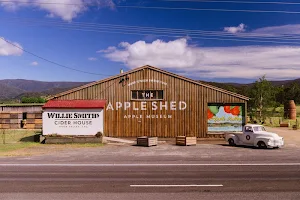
top-left (284, 82), bottom-right (300, 104)
top-left (249, 76), bottom-right (276, 122)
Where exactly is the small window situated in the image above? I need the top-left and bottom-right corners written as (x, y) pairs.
top-left (22, 112), bottom-right (27, 120)
top-left (131, 90), bottom-right (164, 100)
top-left (244, 126), bottom-right (253, 132)
top-left (158, 90), bottom-right (163, 99)
top-left (132, 91), bottom-right (137, 99)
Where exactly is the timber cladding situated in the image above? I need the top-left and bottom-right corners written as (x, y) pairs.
top-left (52, 65), bottom-right (248, 138)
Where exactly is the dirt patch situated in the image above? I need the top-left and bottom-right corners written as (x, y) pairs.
top-left (265, 126), bottom-right (300, 146)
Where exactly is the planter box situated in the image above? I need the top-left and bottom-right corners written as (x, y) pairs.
top-left (280, 123), bottom-right (289, 127)
top-left (137, 136), bottom-right (158, 147)
top-left (176, 136), bottom-right (197, 146)
top-left (72, 136), bottom-right (103, 143)
top-left (45, 136), bottom-right (103, 144)
top-left (45, 137), bottom-right (73, 144)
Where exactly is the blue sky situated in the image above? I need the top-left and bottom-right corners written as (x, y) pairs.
top-left (1, 0), bottom-right (300, 83)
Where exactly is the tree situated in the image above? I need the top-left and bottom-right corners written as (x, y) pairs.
top-left (249, 76), bottom-right (277, 123)
top-left (21, 96), bottom-right (46, 103)
top-left (284, 82), bottom-right (300, 104)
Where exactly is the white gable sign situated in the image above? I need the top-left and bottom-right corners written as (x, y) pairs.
top-left (42, 109), bottom-right (103, 136)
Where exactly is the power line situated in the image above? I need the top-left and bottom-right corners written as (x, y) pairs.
top-left (27, 18), bottom-right (300, 39)
top-left (2, 18), bottom-right (300, 44)
top-left (1, 0), bottom-right (300, 14)
top-left (18, 19), bottom-right (300, 40)
top-left (2, 17), bottom-right (300, 44)
top-left (0, 37), bottom-right (113, 76)
top-left (116, 5), bottom-right (300, 14)
top-left (161, 0), bottom-right (300, 5)
top-left (13, 26), bottom-right (300, 44)
top-left (0, 0), bottom-right (86, 5)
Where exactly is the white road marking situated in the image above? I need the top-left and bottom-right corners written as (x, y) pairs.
top-left (0, 163), bottom-right (300, 167)
top-left (130, 184), bottom-right (223, 187)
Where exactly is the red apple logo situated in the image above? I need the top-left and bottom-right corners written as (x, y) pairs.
top-left (208, 109), bottom-right (214, 119)
top-left (224, 106), bottom-right (231, 113)
top-left (230, 106), bottom-right (240, 116)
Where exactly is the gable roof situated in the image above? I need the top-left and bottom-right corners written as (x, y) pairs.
top-left (50, 65), bottom-right (249, 101)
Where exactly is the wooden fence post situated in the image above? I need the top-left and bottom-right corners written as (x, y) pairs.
top-left (2, 129), bottom-right (5, 145)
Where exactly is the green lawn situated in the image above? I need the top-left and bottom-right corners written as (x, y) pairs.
top-left (0, 142), bottom-right (104, 156)
top-left (250, 105), bottom-right (300, 127)
top-left (0, 129), bottom-right (41, 144)
top-left (0, 129), bottom-right (104, 156)
top-left (268, 105), bottom-right (300, 117)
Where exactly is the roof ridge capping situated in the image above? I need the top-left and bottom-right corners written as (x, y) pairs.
top-left (49, 65), bottom-right (249, 101)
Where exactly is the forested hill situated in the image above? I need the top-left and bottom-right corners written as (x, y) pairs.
top-left (0, 79), bottom-right (89, 100)
top-left (1, 78), bottom-right (300, 104)
top-left (202, 78), bottom-right (300, 104)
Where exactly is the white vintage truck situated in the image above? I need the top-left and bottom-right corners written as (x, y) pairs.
top-left (225, 124), bottom-right (284, 148)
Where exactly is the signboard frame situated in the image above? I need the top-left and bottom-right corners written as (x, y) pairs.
top-left (207, 103), bottom-right (246, 133)
top-left (42, 108), bottom-right (104, 136)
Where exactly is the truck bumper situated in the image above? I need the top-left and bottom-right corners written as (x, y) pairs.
top-left (267, 139), bottom-right (284, 148)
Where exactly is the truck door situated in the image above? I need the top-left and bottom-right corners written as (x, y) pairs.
top-left (243, 126), bottom-right (254, 145)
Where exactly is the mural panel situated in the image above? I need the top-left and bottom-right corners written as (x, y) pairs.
top-left (208, 104), bottom-right (245, 132)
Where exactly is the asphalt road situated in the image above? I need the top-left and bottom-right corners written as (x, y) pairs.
top-left (1, 141), bottom-right (300, 200)
top-left (0, 163), bottom-right (300, 200)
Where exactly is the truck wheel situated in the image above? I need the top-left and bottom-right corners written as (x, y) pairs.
top-left (228, 138), bottom-right (235, 146)
top-left (257, 141), bottom-right (267, 149)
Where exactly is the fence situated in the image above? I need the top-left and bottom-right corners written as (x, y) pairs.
top-left (0, 129), bottom-right (41, 144)
top-left (0, 112), bottom-right (42, 130)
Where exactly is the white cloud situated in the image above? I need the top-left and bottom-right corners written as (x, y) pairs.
top-left (103, 38), bottom-right (201, 68)
top-left (97, 46), bottom-right (117, 53)
top-left (252, 24), bottom-right (300, 35)
top-left (31, 61), bottom-right (39, 66)
top-left (36, 0), bottom-right (88, 21)
top-left (0, 37), bottom-right (23, 56)
top-left (88, 57), bottom-right (97, 61)
top-left (1, 0), bottom-right (116, 21)
top-left (224, 23), bottom-right (246, 34)
top-left (100, 38), bottom-right (300, 80)
top-left (0, 0), bottom-right (29, 11)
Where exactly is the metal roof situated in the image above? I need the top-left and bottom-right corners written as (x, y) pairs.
top-left (42, 100), bottom-right (106, 109)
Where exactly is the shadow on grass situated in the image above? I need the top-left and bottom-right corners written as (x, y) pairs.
top-left (20, 134), bottom-right (41, 143)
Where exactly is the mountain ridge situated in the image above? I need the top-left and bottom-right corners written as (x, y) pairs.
top-left (0, 79), bottom-right (90, 100)
top-left (1, 78), bottom-right (300, 100)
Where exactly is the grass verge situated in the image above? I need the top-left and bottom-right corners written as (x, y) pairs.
top-left (0, 142), bottom-right (104, 157)
top-left (0, 142), bottom-right (41, 156)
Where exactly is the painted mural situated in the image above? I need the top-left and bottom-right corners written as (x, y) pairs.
top-left (208, 105), bottom-right (244, 132)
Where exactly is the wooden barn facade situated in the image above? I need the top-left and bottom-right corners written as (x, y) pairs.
top-left (50, 65), bottom-right (249, 138)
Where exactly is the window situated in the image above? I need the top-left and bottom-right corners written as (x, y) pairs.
top-left (131, 90), bottom-right (164, 100)
top-left (244, 126), bottom-right (253, 132)
top-left (22, 112), bottom-right (27, 120)
top-left (253, 126), bottom-right (265, 132)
